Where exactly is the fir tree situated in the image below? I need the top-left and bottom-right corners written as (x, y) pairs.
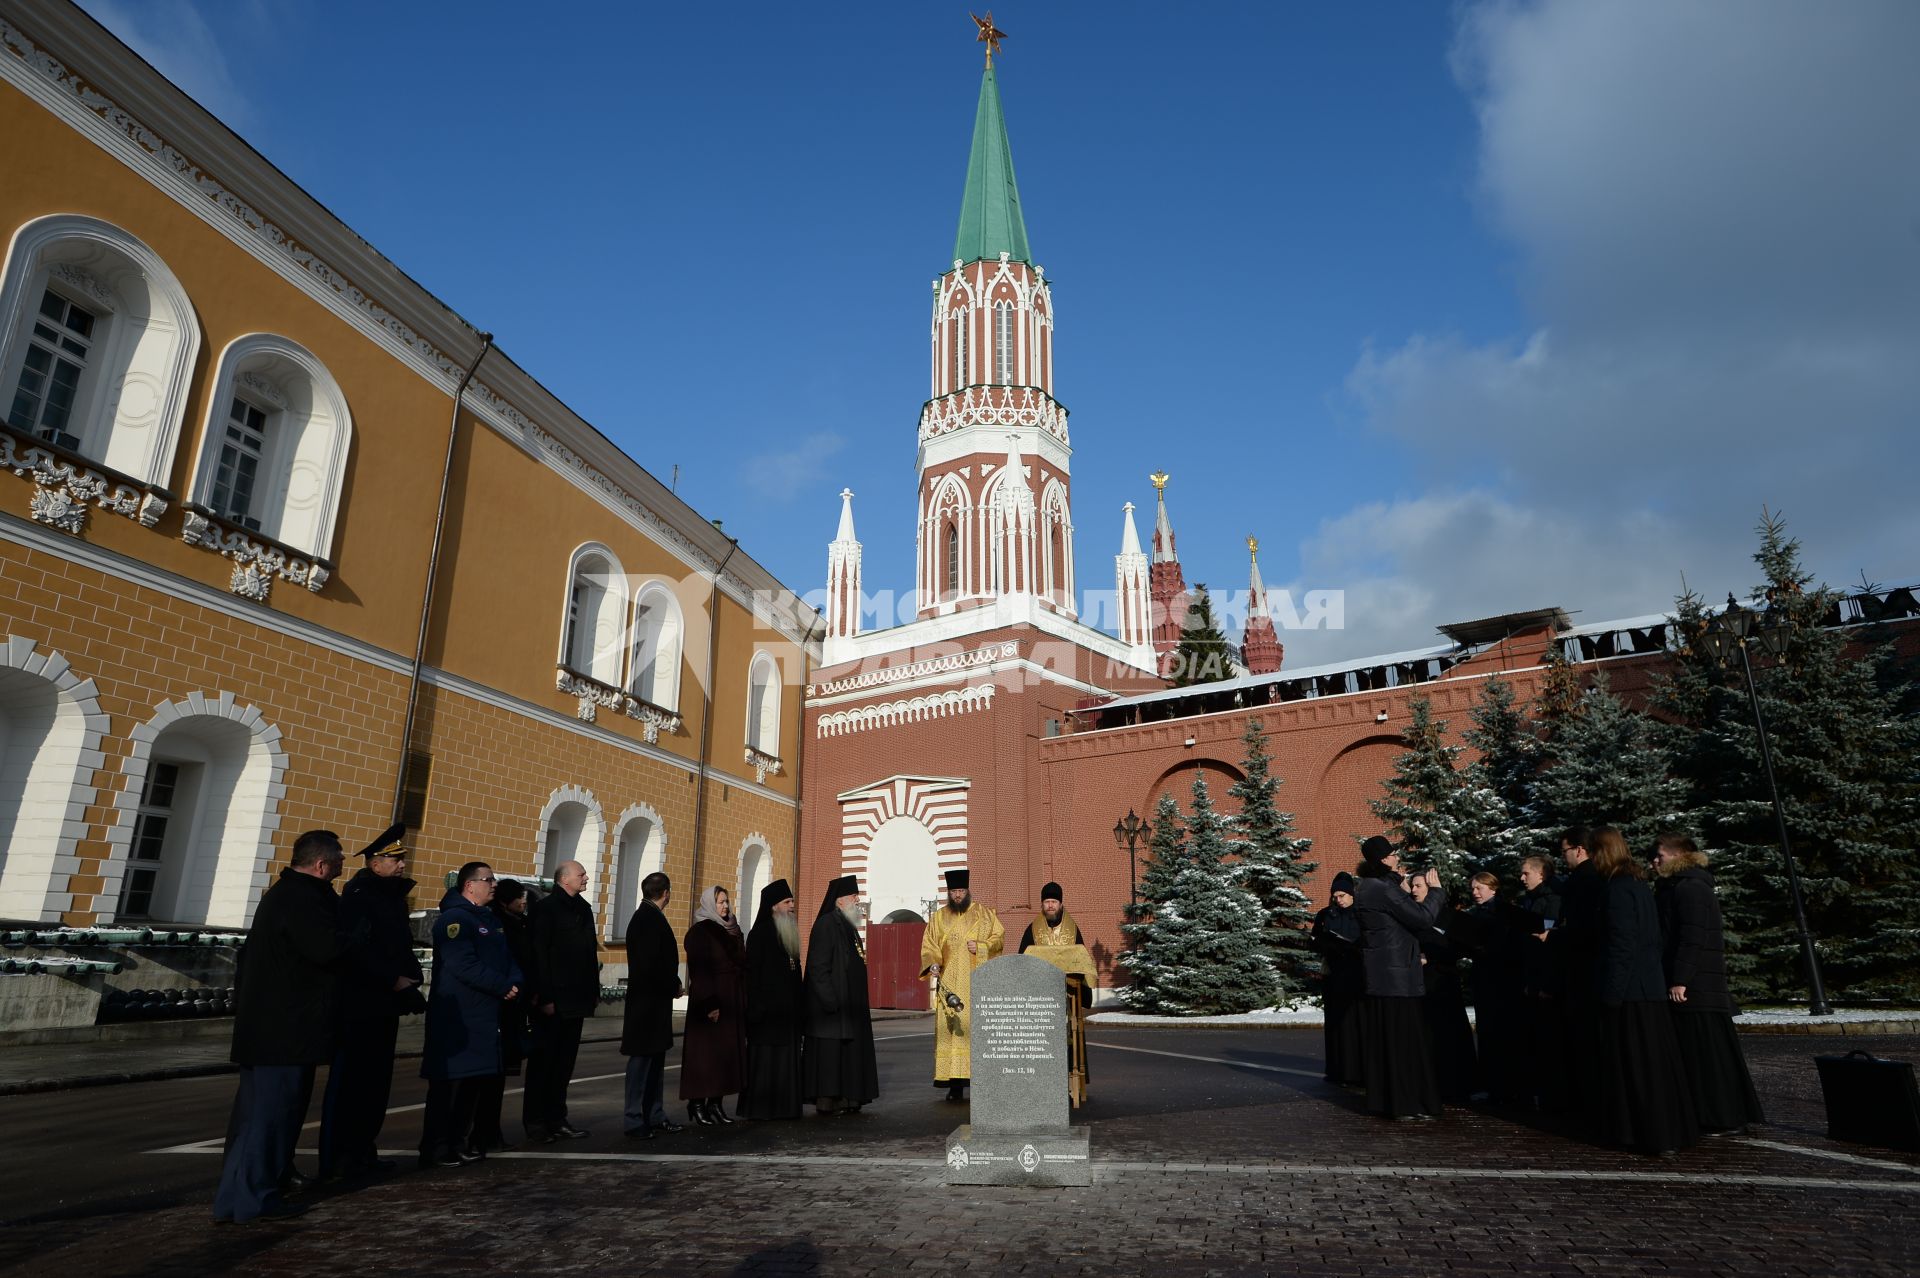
top-left (1228, 719), bottom-right (1319, 999)
top-left (1655, 512), bottom-right (1920, 1000)
top-left (1119, 794), bottom-right (1187, 1011)
top-left (1171, 583), bottom-right (1237, 686)
top-left (1368, 696), bottom-right (1506, 894)
top-left (1461, 673), bottom-right (1543, 883)
top-left (1121, 779), bottom-right (1277, 1014)
top-left (1530, 675), bottom-right (1688, 854)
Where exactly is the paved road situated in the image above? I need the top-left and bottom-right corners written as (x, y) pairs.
top-left (0, 1022), bottom-right (1915, 1276)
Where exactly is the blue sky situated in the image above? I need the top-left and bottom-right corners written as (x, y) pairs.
top-left (76, 1), bottom-right (1920, 664)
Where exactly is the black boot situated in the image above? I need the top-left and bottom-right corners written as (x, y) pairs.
top-left (689, 1100), bottom-right (715, 1126)
top-left (709, 1098), bottom-right (735, 1125)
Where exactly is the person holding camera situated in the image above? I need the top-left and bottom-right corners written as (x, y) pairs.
top-left (1351, 835), bottom-right (1447, 1120)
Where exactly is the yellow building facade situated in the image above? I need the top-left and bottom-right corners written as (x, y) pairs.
top-left (0, 4), bottom-right (819, 955)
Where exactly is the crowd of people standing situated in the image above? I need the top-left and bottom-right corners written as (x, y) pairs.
top-left (1312, 825), bottom-right (1765, 1156)
top-left (210, 823), bottom-right (883, 1224)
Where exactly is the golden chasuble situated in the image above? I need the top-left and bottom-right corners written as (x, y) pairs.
top-left (918, 903), bottom-right (1004, 1083)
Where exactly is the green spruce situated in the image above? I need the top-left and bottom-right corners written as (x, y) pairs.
top-left (1369, 695), bottom-right (1503, 894)
top-left (1228, 719), bottom-right (1319, 1000)
top-left (1655, 512), bottom-right (1920, 1000)
top-left (1121, 779), bottom-right (1277, 1015)
top-left (1170, 583), bottom-right (1238, 686)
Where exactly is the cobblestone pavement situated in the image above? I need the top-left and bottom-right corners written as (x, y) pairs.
top-left (0, 1025), bottom-right (1913, 1276)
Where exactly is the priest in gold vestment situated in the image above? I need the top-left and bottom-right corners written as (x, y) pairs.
top-left (918, 869), bottom-right (1003, 1102)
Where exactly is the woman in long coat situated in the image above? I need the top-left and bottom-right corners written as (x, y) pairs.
top-left (679, 885), bottom-right (748, 1125)
top-left (1310, 872), bottom-right (1365, 1087)
top-left (1590, 827), bottom-right (1699, 1155)
top-left (1654, 834), bottom-right (1764, 1134)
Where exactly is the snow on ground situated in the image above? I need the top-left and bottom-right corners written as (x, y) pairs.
top-left (1088, 1003), bottom-right (1920, 1028)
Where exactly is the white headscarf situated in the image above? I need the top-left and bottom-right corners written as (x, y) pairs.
top-left (693, 884), bottom-right (741, 939)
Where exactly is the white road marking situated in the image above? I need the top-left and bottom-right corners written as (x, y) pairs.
top-left (153, 1033), bottom-right (934, 1153)
top-left (141, 1144), bottom-right (1920, 1193)
top-left (1086, 1039), bottom-right (1325, 1079)
top-left (1737, 1137), bottom-right (1920, 1175)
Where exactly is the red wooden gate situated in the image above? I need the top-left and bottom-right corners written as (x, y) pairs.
top-left (865, 921), bottom-right (929, 1010)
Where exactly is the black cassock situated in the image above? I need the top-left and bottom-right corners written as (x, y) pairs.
top-left (740, 885), bottom-right (806, 1120)
top-left (801, 895), bottom-right (879, 1107)
top-left (1310, 903), bottom-right (1365, 1087)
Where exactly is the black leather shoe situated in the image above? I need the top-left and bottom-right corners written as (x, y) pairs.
top-left (459, 1147), bottom-right (486, 1163)
top-left (429, 1150), bottom-right (465, 1169)
top-left (655, 1118), bottom-right (685, 1134)
top-left (524, 1124), bottom-right (555, 1145)
top-left (625, 1126), bottom-right (655, 1140)
top-left (280, 1170), bottom-right (316, 1196)
top-left (552, 1124), bottom-right (591, 1140)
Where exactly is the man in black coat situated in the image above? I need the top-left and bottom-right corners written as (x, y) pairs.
top-left (1515, 854), bottom-right (1564, 1107)
top-left (318, 823), bottom-right (423, 1181)
top-left (1545, 827), bottom-right (1604, 1113)
top-left (802, 874), bottom-right (879, 1114)
top-left (213, 831), bottom-right (350, 1224)
top-left (621, 871), bottom-right (685, 1138)
top-left (525, 859), bottom-right (600, 1142)
top-left (741, 878), bottom-right (806, 1119)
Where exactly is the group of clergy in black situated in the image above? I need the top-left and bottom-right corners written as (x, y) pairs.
top-left (1311, 825), bottom-right (1764, 1156)
top-left (618, 870), bottom-right (880, 1136)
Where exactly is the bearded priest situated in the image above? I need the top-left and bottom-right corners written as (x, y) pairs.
top-left (802, 875), bottom-right (878, 1116)
top-left (918, 868), bottom-right (1004, 1103)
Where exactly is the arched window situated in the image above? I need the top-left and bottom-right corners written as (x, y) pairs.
top-left (608, 805), bottom-right (665, 941)
top-left (746, 652), bottom-right (781, 756)
top-left (993, 301), bottom-right (1014, 384)
top-left (945, 522), bottom-right (960, 598)
top-left (0, 215), bottom-right (201, 484)
top-left (630, 581), bottom-right (684, 710)
top-left (951, 308), bottom-right (969, 391)
top-left (186, 334), bottom-right (352, 559)
top-left (560, 544), bottom-right (628, 686)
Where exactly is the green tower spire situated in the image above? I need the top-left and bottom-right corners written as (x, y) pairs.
top-left (952, 67), bottom-right (1032, 267)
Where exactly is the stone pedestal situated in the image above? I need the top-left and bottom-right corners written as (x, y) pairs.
top-left (941, 953), bottom-right (1091, 1187)
top-left (944, 1123), bottom-right (1091, 1186)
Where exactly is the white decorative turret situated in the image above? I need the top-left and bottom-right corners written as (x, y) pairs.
top-left (826, 488), bottom-right (862, 647)
top-left (992, 432), bottom-right (1036, 595)
top-left (1115, 501), bottom-right (1153, 666)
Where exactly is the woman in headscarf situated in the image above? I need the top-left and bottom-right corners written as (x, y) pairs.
top-left (1653, 833), bottom-right (1764, 1135)
top-left (1351, 835), bottom-right (1447, 1120)
top-left (1590, 827), bottom-right (1699, 1155)
top-left (1310, 872), bottom-right (1365, 1087)
top-left (679, 885), bottom-right (747, 1125)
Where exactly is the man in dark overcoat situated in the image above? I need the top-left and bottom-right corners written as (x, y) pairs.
top-left (740, 878), bottom-right (805, 1119)
top-left (524, 858), bottom-right (599, 1141)
top-left (418, 862), bottom-right (521, 1167)
top-left (621, 871), bottom-right (685, 1138)
top-left (802, 874), bottom-right (879, 1115)
top-left (318, 822), bottom-right (422, 1181)
top-left (212, 830), bottom-right (350, 1224)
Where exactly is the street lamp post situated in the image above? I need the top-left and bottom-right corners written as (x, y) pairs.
top-left (1697, 593), bottom-right (1832, 1016)
top-left (1112, 809), bottom-right (1145, 908)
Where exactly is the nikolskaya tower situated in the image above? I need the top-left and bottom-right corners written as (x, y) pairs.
top-left (822, 25), bottom-right (1156, 667)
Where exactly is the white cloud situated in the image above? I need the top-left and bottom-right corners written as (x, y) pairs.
top-left (77, 0), bottom-right (260, 134)
top-left (1289, 0), bottom-right (1920, 665)
top-left (740, 431), bottom-right (847, 503)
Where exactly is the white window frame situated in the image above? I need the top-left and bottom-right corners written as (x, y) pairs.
top-left (745, 651), bottom-right (782, 756)
top-left (0, 215), bottom-right (201, 484)
top-left (185, 333), bottom-right (354, 560)
top-left (993, 300), bottom-right (1014, 385)
top-left (629, 580), bottom-right (685, 711)
top-left (558, 543), bottom-right (629, 687)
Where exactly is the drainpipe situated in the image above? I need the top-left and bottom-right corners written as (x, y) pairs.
top-left (790, 615), bottom-right (825, 914)
top-left (391, 333), bottom-right (493, 823)
top-left (688, 536), bottom-right (740, 901)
